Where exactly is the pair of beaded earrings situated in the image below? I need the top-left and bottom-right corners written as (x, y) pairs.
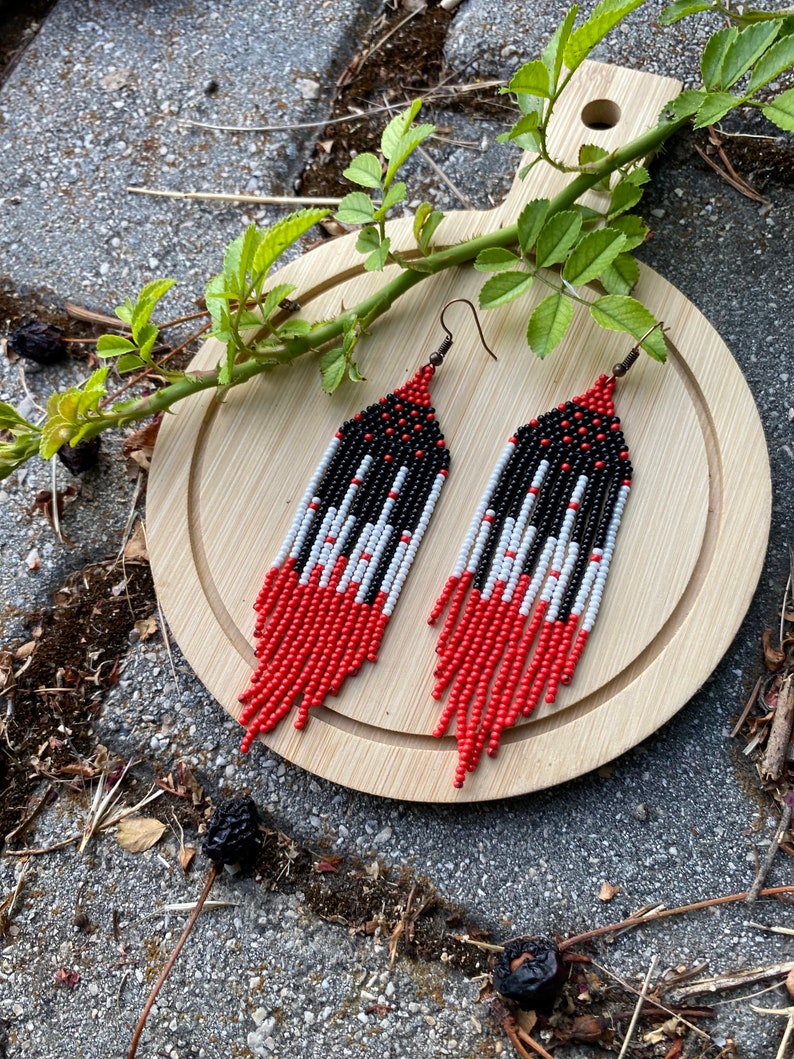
top-left (238, 300), bottom-right (642, 788)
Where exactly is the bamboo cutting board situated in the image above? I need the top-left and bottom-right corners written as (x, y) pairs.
top-left (147, 61), bottom-right (771, 802)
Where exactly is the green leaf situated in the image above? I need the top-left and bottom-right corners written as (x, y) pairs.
top-left (506, 60), bottom-right (552, 99)
top-left (526, 293), bottom-right (575, 357)
top-left (517, 199), bottom-right (550, 255)
top-left (114, 298), bottom-right (135, 325)
top-left (377, 181), bottom-right (407, 215)
top-left (137, 277), bottom-right (176, 308)
top-left (478, 271), bottom-right (534, 309)
top-left (381, 100), bottom-right (423, 161)
top-left (474, 248), bottom-right (521, 272)
top-left (224, 225), bottom-right (258, 289)
top-left (343, 152), bottom-right (383, 189)
top-left (659, 0), bottom-right (712, 24)
top-left (348, 360), bottom-right (365, 383)
top-left (658, 88), bottom-right (707, 124)
top-left (335, 192), bottom-right (376, 225)
top-left (763, 85), bottom-right (794, 130)
top-left (499, 111), bottom-right (542, 151)
top-left (251, 209), bottom-right (330, 275)
top-left (277, 318), bottom-right (313, 339)
top-left (135, 323), bottom-right (159, 363)
top-left (535, 210), bottom-right (583, 267)
top-left (542, 5), bottom-right (579, 87)
top-left (562, 228), bottom-right (627, 285)
top-left (747, 34), bottom-right (794, 94)
top-left (598, 252), bottom-right (640, 294)
top-left (608, 214), bottom-right (649, 251)
top-left (413, 202), bottom-right (444, 255)
top-left (116, 353), bottom-right (146, 374)
top-left (384, 125), bottom-right (436, 186)
top-left (701, 26), bottom-right (739, 90)
top-left (608, 171), bottom-right (647, 218)
top-left (589, 295), bottom-right (667, 360)
top-left (578, 143), bottom-right (609, 166)
top-left (721, 22), bottom-right (780, 89)
top-left (320, 348), bottom-right (346, 394)
top-left (693, 90), bottom-right (742, 128)
top-left (0, 401), bottom-right (35, 432)
top-left (261, 283), bottom-right (297, 321)
top-left (563, 0), bottom-right (644, 72)
top-left (363, 236), bottom-right (391, 272)
top-left (96, 334), bottom-right (137, 357)
top-left (356, 226), bottom-right (381, 256)
top-left (204, 273), bottom-right (229, 329)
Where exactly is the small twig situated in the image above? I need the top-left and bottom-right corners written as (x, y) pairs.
top-left (671, 961), bottom-right (794, 1003)
top-left (617, 954), bottom-right (659, 1058)
top-left (762, 676), bottom-right (794, 781)
top-left (747, 798), bottom-right (793, 903)
top-left (127, 862), bottom-right (219, 1058)
top-left (4, 783), bottom-right (55, 844)
top-left (3, 834), bottom-right (81, 856)
top-left (731, 675), bottom-right (764, 737)
top-left (415, 144), bottom-right (474, 209)
top-left (127, 187), bottom-right (344, 206)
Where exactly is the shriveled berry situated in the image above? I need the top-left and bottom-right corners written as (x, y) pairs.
top-left (58, 437), bottom-right (101, 475)
top-left (493, 935), bottom-right (568, 1013)
top-left (9, 321), bottom-right (65, 365)
top-left (201, 796), bottom-right (260, 866)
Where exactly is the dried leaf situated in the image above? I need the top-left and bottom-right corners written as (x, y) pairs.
top-left (115, 815), bottom-right (166, 853)
top-left (123, 521), bottom-right (149, 562)
top-left (0, 651), bottom-right (13, 692)
top-left (122, 419), bottom-right (160, 472)
top-left (598, 880), bottom-right (621, 902)
top-left (179, 845), bottom-right (196, 873)
top-left (53, 967), bottom-right (80, 988)
top-left (14, 641), bottom-right (36, 660)
top-left (315, 858), bottom-right (341, 874)
top-left (763, 629), bottom-right (786, 671)
top-left (134, 615), bottom-right (158, 642)
top-left (786, 967), bottom-right (794, 999)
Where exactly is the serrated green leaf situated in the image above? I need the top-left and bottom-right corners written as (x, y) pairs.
top-left (384, 124), bottom-right (435, 186)
top-left (114, 299), bottom-right (135, 325)
top-left (478, 271), bottom-right (534, 309)
top-left (363, 237), bottom-right (391, 272)
top-left (658, 88), bottom-right (707, 124)
top-left (563, 0), bottom-right (644, 71)
top-left (535, 210), bottom-right (582, 267)
top-left (335, 192), bottom-right (376, 225)
top-left (562, 228), bottom-right (627, 285)
top-left (348, 360), bottom-right (365, 383)
top-left (578, 143), bottom-right (609, 166)
top-left (0, 401), bottom-right (35, 431)
top-left (701, 26), bottom-right (739, 90)
top-left (501, 111), bottom-right (542, 151)
top-left (526, 293), bottom-right (574, 357)
top-left (381, 100), bottom-right (423, 160)
top-left (474, 248), bottom-right (521, 272)
top-left (343, 152), bottom-right (383, 189)
top-left (721, 22), bottom-right (780, 89)
top-left (747, 34), bottom-right (794, 95)
top-left (507, 60), bottom-right (552, 99)
top-left (763, 85), bottom-right (794, 130)
top-left (693, 90), bottom-right (742, 128)
top-left (137, 277), bottom-right (176, 307)
top-left (589, 295), bottom-right (667, 360)
top-left (116, 353), bottom-right (146, 374)
top-left (251, 208), bottom-right (330, 274)
top-left (262, 283), bottom-right (297, 321)
top-left (517, 199), bottom-right (550, 254)
top-left (608, 177), bottom-right (644, 218)
top-left (608, 215), bottom-right (649, 251)
top-left (599, 252), bottom-right (640, 294)
top-left (224, 225), bottom-right (259, 289)
top-left (204, 273), bottom-right (228, 328)
top-left (277, 318), bottom-right (313, 339)
top-left (320, 348), bottom-right (346, 394)
top-left (379, 181), bottom-right (406, 212)
top-left (136, 323), bottom-right (159, 363)
top-left (542, 5), bottom-right (579, 86)
top-left (356, 226), bottom-right (381, 256)
top-left (659, 0), bottom-right (712, 24)
top-left (414, 203), bottom-right (444, 256)
top-left (96, 334), bottom-right (137, 357)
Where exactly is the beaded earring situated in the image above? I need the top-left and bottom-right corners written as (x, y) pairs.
top-left (238, 299), bottom-right (496, 753)
top-left (429, 332), bottom-right (654, 787)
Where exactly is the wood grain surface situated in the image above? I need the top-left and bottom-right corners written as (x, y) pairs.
top-left (147, 62), bottom-right (771, 802)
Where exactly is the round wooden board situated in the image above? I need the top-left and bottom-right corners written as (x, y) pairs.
top-left (147, 63), bottom-right (771, 802)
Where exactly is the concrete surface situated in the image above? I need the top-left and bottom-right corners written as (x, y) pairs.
top-left (1, 1), bottom-right (793, 1057)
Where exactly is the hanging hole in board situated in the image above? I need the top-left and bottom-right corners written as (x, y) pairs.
top-left (581, 98), bottom-right (621, 130)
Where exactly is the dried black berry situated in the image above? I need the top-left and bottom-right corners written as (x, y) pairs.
top-left (493, 936), bottom-right (568, 1013)
top-left (57, 436), bottom-right (101, 475)
top-left (9, 321), bottom-right (65, 365)
top-left (201, 796), bottom-right (260, 866)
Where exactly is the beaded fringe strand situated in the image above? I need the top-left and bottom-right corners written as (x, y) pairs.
top-left (238, 363), bottom-right (449, 751)
top-left (429, 371), bottom-right (632, 787)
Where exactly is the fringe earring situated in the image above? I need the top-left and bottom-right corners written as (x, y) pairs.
top-left (238, 299), bottom-right (496, 753)
top-left (429, 331), bottom-right (655, 788)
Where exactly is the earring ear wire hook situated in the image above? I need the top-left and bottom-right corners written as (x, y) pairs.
top-left (612, 321), bottom-right (666, 378)
top-left (429, 298), bottom-right (498, 366)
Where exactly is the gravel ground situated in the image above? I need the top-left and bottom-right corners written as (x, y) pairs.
top-left (2, 2), bottom-right (794, 1058)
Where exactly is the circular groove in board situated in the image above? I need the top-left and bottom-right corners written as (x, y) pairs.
top-left (147, 63), bottom-right (771, 802)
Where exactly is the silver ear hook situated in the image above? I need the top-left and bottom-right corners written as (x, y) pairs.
top-left (429, 298), bottom-right (498, 366)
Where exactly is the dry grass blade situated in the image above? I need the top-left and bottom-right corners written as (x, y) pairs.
top-left (617, 954), bottom-right (658, 1058)
top-left (127, 187), bottom-right (344, 206)
top-left (78, 762), bottom-right (163, 853)
top-left (672, 962), bottom-right (794, 1003)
